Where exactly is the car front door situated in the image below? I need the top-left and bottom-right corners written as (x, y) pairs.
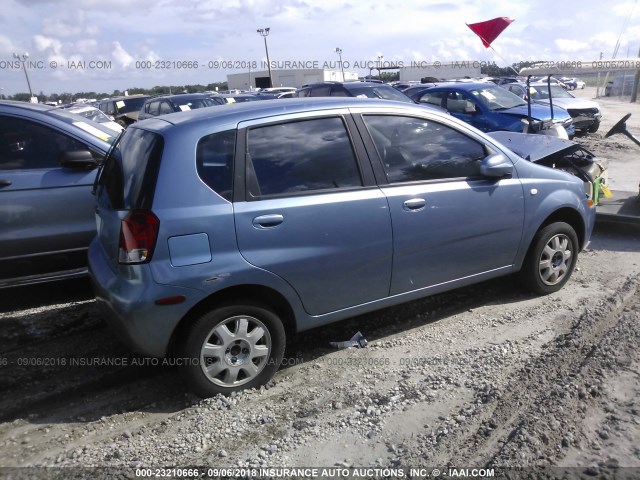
top-left (233, 114), bottom-right (393, 316)
top-left (358, 113), bottom-right (525, 295)
top-left (0, 115), bottom-right (101, 283)
top-left (443, 91), bottom-right (494, 132)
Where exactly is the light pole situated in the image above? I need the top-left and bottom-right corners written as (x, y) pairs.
top-left (256, 28), bottom-right (273, 88)
top-left (13, 52), bottom-right (34, 100)
top-left (377, 54), bottom-right (384, 81)
top-left (335, 47), bottom-right (345, 82)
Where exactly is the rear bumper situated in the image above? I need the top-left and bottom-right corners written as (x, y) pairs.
top-left (88, 239), bottom-right (203, 357)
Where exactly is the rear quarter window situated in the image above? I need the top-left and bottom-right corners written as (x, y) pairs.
top-left (196, 130), bottom-right (236, 201)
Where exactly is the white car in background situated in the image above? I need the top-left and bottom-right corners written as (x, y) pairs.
top-left (560, 77), bottom-right (586, 90)
top-left (64, 105), bottom-right (124, 133)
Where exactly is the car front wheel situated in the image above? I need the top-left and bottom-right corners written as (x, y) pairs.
top-left (181, 304), bottom-right (285, 397)
top-left (588, 121), bottom-right (600, 133)
top-left (519, 222), bottom-right (579, 295)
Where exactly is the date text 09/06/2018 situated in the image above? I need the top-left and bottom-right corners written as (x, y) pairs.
top-left (131, 60), bottom-right (500, 70)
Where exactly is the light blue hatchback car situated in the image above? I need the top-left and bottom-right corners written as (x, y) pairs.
top-left (89, 97), bottom-right (596, 397)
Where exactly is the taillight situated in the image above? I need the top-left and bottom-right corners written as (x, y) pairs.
top-left (118, 210), bottom-right (160, 264)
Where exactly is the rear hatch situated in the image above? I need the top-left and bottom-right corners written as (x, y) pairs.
top-left (93, 127), bottom-right (164, 269)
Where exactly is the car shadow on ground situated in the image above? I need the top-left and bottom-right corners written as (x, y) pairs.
top-left (0, 275), bottom-right (532, 426)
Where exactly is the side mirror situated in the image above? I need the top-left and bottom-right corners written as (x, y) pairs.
top-left (480, 153), bottom-right (513, 178)
top-left (60, 150), bottom-right (99, 169)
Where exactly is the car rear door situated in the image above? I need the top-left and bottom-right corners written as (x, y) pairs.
top-left (355, 112), bottom-right (525, 294)
top-left (233, 112), bottom-right (393, 316)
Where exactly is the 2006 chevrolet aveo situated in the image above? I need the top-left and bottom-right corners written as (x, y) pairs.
top-left (89, 97), bottom-right (596, 397)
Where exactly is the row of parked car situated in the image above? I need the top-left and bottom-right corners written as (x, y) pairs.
top-left (90, 89), bottom-right (297, 127)
top-left (62, 77), bottom-right (600, 142)
top-left (0, 77), bottom-right (604, 396)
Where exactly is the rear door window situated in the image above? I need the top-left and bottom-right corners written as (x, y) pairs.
top-left (159, 102), bottom-right (174, 114)
top-left (246, 117), bottom-right (362, 198)
top-left (309, 85), bottom-right (331, 97)
top-left (416, 91), bottom-right (446, 107)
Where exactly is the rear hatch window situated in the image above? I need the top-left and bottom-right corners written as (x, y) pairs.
top-left (96, 127), bottom-right (164, 210)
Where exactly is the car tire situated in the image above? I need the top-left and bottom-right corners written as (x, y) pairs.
top-left (181, 303), bottom-right (285, 397)
top-left (519, 222), bottom-right (579, 295)
top-left (588, 121), bottom-right (600, 133)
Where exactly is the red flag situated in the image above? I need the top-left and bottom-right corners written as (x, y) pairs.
top-left (467, 17), bottom-right (514, 48)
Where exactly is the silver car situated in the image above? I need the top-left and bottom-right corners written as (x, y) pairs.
top-left (89, 98), bottom-right (596, 397)
top-left (0, 101), bottom-right (115, 288)
top-left (503, 82), bottom-right (602, 133)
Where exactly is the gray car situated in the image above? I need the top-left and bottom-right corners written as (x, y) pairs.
top-left (0, 100), bottom-right (116, 288)
top-left (89, 97), bottom-right (596, 397)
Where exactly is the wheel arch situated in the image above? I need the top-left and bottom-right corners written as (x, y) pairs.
top-left (167, 284), bottom-right (297, 356)
top-left (536, 207), bottom-right (587, 250)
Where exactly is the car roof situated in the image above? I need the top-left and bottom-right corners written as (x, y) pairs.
top-left (0, 100), bottom-right (55, 112)
top-left (133, 97), bottom-right (443, 131)
top-left (301, 81), bottom-right (390, 89)
top-left (342, 82), bottom-right (395, 89)
top-left (145, 93), bottom-right (211, 102)
top-left (0, 100), bottom-right (115, 148)
top-left (421, 82), bottom-right (501, 91)
top-left (99, 95), bottom-right (150, 101)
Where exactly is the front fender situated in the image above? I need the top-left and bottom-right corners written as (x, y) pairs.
top-left (513, 167), bottom-right (594, 269)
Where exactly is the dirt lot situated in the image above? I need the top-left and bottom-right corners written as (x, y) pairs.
top-left (1, 91), bottom-right (640, 479)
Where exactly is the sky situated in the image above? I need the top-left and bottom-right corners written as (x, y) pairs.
top-left (0, 0), bottom-right (639, 96)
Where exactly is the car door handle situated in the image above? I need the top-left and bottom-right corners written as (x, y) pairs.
top-left (0, 179), bottom-right (12, 188)
top-left (403, 198), bottom-right (426, 211)
top-left (252, 214), bottom-right (284, 229)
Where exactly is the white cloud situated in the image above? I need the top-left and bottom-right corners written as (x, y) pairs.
top-left (112, 41), bottom-right (134, 68)
top-left (612, 2), bottom-right (640, 17)
top-left (555, 39), bottom-right (590, 53)
top-left (33, 34), bottom-right (62, 55)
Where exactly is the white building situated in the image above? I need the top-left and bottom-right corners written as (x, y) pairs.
top-left (227, 69), bottom-right (359, 90)
top-left (399, 62), bottom-right (482, 82)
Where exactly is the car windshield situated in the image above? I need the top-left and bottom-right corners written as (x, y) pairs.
top-left (470, 86), bottom-right (526, 110)
top-left (529, 85), bottom-right (574, 100)
top-left (346, 85), bottom-right (414, 103)
top-left (116, 97), bottom-right (148, 113)
top-left (48, 109), bottom-right (117, 144)
top-left (174, 97), bottom-right (216, 109)
top-left (69, 107), bottom-right (113, 124)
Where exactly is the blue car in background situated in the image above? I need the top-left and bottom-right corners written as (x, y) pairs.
top-left (0, 101), bottom-right (115, 288)
top-left (409, 82), bottom-right (575, 138)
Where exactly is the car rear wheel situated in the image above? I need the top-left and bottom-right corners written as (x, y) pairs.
top-left (519, 222), bottom-right (579, 295)
top-left (181, 304), bottom-right (285, 397)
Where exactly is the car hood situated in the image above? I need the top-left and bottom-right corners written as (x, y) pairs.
top-left (497, 103), bottom-right (570, 121)
top-left (533, 98), bottom-right (600, 110)
top-left (488, 131), bottom-right (577, 161)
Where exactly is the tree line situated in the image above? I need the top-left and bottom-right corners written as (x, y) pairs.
top-left (2, 82), bottom-right (229, 103)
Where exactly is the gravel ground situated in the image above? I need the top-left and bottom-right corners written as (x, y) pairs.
top-left (1, 93), bottom-right (640, 479)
